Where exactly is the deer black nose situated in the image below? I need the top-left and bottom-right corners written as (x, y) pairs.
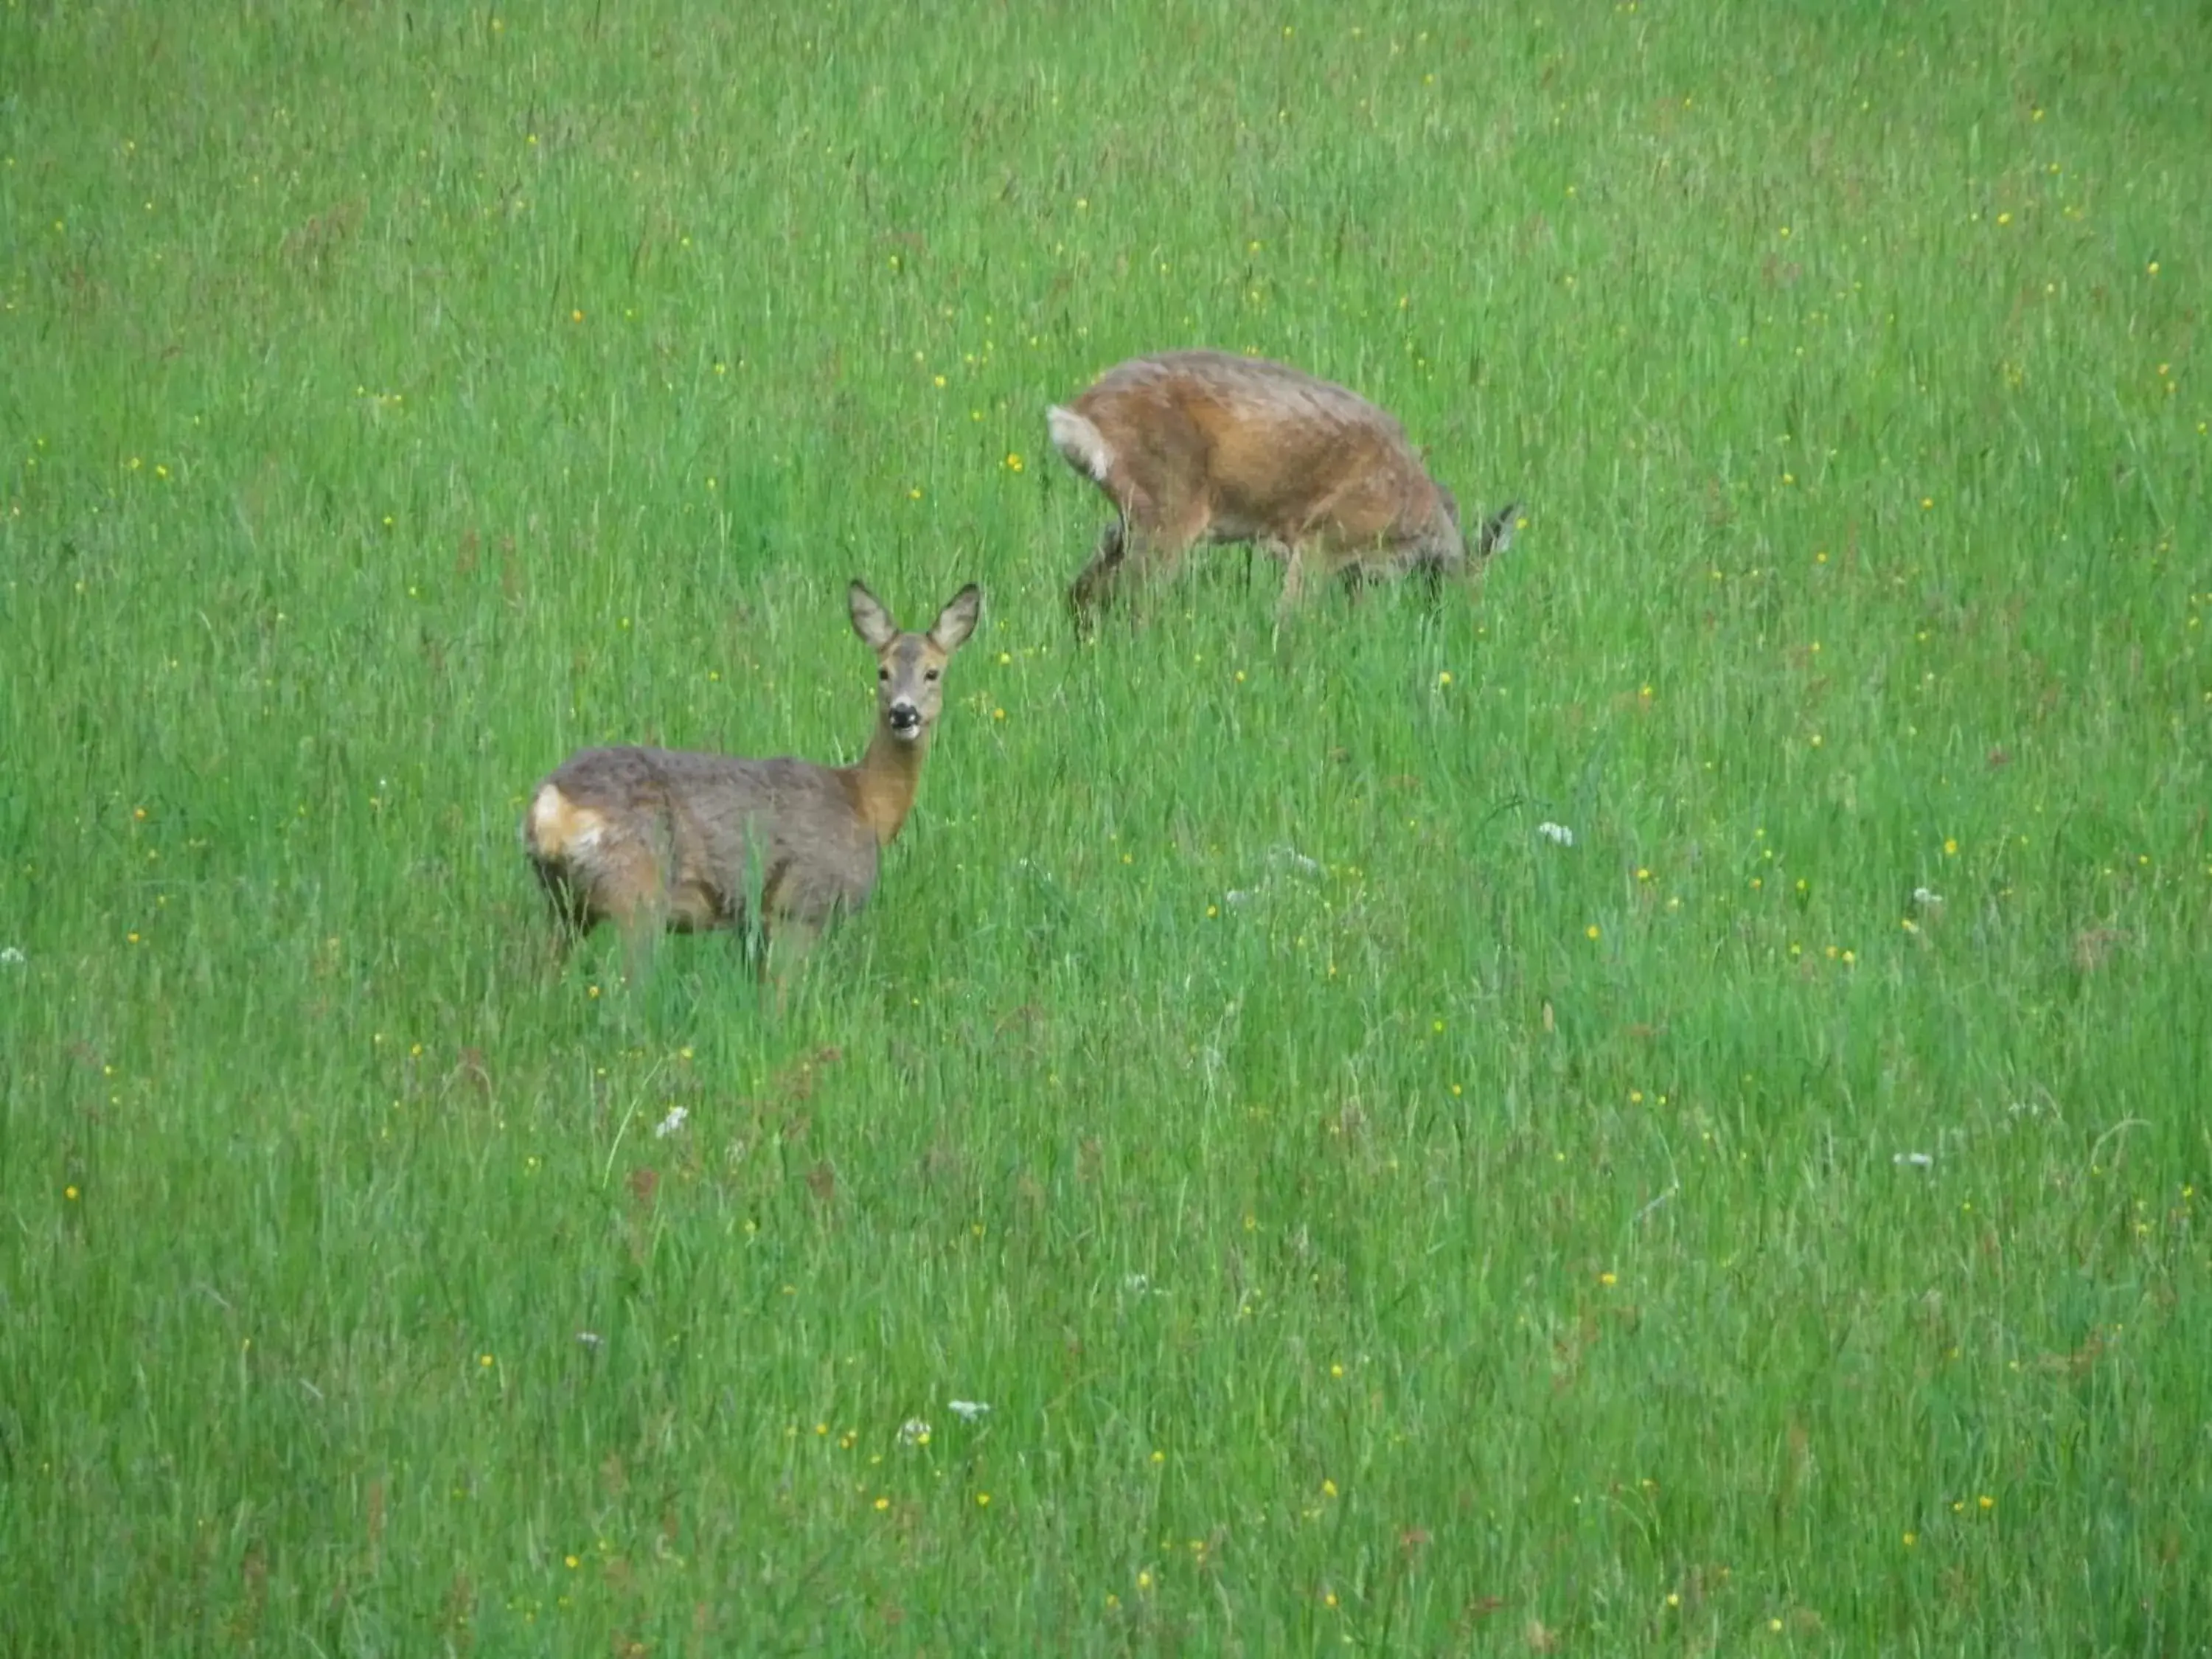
top-left (888, 702), bottom-right (922, 732)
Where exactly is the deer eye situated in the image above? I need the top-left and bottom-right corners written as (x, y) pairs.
top-left (925, 669), bottom-right (939, 682)
top-left (878, 667), bottom-right (890, 681)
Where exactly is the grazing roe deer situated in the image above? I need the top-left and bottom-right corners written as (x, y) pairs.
top-left (1047, 349), bottom-right (1517, 627)
top-left (522, 580), bottom-right (981, 971)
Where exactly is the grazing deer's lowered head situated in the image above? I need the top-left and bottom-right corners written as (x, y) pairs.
top-left (1047, 349), bottom-right (1518, 629)
top-left (521, 580), bottom-right (981, 971)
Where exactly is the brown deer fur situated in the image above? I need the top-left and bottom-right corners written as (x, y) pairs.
top-left (1048, 349), bottom-right (1517, 626)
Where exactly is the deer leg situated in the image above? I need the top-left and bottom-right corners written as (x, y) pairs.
top-left (753, 862), bottom-right (820, 1014)
top-left (1274, 543), bottom-right (1318, 623)
top-left (613, 905), bottom-right (665, 990)
top-left (1067, 518), bottom-right (1130, 634)
top-left (544, 911), bottom-right (585, 974)
top-left (597, 860), bottom-right (672, 990)
top-left (1073, 516), bottom-right (1197, 631)
top-left (759, 915), bottom-right (821, 1018)
top-left (1117, 495), bottom-right (1215, 627)
top-left (530, 866), bottom-right (598, 977)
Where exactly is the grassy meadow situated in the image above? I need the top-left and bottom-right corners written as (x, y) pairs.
top-left (5, 0), bottom-right (2211, 1650)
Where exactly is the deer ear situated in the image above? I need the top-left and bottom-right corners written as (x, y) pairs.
top-left (848, 580), bottom-right (897, 649)
top-left (929, 584), bottom-right (981, 653)
top-left (1477, 502), bottom-right (1520, 561)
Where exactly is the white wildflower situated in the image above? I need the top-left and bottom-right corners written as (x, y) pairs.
top-left (576, 1330), bottom-right (603, 1348)
top-left (653, 1105), bottom-right (688, 1139)
top-left (0, 946), bottom-right (23, 967)
top-left (1267, 845), bottom-right (1324, 877)
top-left (1893, 1151), bottom-right (1934, 1168)
top-left (947, 1400), bottom-right (991, 1422)
top-left (1536, 821), bottom-right (1576, 847)
top-left (1912, 887), bottom-right (1943, 907)
top-left (898, 1417), bottom-right (931, 1446)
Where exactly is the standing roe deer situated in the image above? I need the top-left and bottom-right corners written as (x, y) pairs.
top-left (522, 580), bottom-right (981, 972)
top-left (1047, 349), bottom-right (1518, 629)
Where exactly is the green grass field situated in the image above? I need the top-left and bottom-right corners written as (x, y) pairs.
top-left (5, 0), bottom-right (2209, 1650)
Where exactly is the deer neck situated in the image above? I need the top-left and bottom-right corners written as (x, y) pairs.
top-left (847, 720), bottom-right (929, 846)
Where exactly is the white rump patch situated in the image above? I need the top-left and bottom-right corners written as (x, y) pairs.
top-left (527, 785), bottom-right (603, 858)
top-left (525, 785), bottom-right (563, 849)
top-left (1046, 404), bottom-right (1113, 482)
